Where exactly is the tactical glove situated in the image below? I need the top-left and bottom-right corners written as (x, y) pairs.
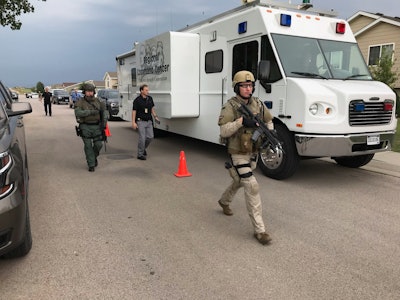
top-left (242, 117), bottom-right (258, 128)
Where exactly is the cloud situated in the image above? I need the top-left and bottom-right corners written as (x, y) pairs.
top-left (2, 0), bottom-right (398, 87)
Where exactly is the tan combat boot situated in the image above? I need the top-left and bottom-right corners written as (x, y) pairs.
top-left (254, 232), bottom-right (272, 245)
top-left (218, 200), bottom-right (233, 216)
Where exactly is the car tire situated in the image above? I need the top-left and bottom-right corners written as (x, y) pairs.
top-left (3, 203), bottom-right (33, 258)
top-left (333, 154), bottom-right (375, 168)
top-left (257, 123), bottom-right (299, 180)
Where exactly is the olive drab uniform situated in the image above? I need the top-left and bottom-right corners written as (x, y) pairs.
top-left (218, 95), bottom-right (273, 235)
top-left (74, 95), bottom-right (107, 169)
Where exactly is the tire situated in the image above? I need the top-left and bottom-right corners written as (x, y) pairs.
top-left (333, 154), bottom-right (375, 168)
top-left (3, 204), bottom-right (33, 258)
top-left (257, 123), bottom-right (299, 180)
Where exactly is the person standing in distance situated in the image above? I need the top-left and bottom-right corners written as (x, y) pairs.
top-left (70, 88), bottom-right (81, 108)
top-left (40, 86), bottom-right (52, 116)
top-left (74, 83), bottom-right (108, 172)
top-left (131, 84), bottom-right (159, 160)
top-left (217, 70), bottom-right (275, 245)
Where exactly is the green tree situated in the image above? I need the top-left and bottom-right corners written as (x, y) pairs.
top-left (36, 81), bottom-right (44, 93)
top-left (369, 50), bottom-right (398, 88)
top-left (369, 50), bottom-right (399, 115)
top-left (0, 0), bottom-right (46, 30)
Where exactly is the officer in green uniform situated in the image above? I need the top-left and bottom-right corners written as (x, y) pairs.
top-left (74, 83), bottom-right (108, 172)
top-left (217, 71), bottom-right (275, 245)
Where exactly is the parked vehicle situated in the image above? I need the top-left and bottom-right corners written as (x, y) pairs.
top-left (97, 89), bottom-right (121, 120)
top-left (116, 0), bottom-right (397, 179)
top-left (9, 90), bottom-right (19, 101)
top-left (51, 89), bottom-right (69, 105)
top-left (0, 80), bottom-right (33, 258)
top-left (25, 92), bottom-right (37, 98)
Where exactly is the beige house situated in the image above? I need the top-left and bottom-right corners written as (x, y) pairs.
top-left (103, 72), bottom-right (118, 89)
top-left (348, 11), bottom-right (400, 95)
top-left (62, 80), bottom-right (105, 93)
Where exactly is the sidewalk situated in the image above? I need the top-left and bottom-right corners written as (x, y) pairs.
top-left (362, 151), bottom-right (400, 177)
top-left (319, 151), bottom-right (400, 177)
top-left (373, 151), bottom-right (400, 166)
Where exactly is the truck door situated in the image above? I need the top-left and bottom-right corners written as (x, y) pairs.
top-left (228, 39), bottom-right (259, 101)
top-left (228, 36), bottom-right (286, 120)
top-left (258, 35), bottom-right (286, 121)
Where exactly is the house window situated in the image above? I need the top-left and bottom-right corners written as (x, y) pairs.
top-left (368, 43), bottom-right (394, 65)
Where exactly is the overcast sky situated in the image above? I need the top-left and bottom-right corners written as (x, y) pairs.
top-left (0, 0), bottom-right (396, 88)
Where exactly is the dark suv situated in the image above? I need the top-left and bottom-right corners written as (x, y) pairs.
top-left (0, 81), bottom-right (33, 258)
top-left (52, 89), bottom-right (70, 105)
top-left (97, 89), bottom-right (121, 120)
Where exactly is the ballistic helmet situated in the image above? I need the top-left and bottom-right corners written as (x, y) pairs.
top-left (232, 71), bottom-right (255, 94)
top-left (82, 83), bottom-right (96, 93)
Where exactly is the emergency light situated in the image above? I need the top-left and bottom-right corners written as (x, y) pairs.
top-left (238, 21), bottom-right (247, 34)
top-left (336, 22), bottom-right (346, 34)
top-left (280, 14), bottom-right (292, 27)
top-left (383, 101), bottom-right (394, 111)
top-left (353, 102), bottom-right (365, 112)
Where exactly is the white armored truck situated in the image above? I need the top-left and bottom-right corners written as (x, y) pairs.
top-left (116, 0), bottom-right (397, 179)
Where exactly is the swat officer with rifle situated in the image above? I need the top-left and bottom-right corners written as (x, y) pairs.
top-left (74, 83), bottom-right (108, 172)
top-left (217, 70), bottom-right (280, 245)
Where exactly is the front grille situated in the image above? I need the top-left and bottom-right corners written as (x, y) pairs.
top-left (349, 100), bottom-right (393, 126)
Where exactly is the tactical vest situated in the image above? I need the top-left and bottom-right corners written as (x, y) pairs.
top-left (225, 97), bottom-right (264, 154)
top-left (76, 97), bottom-right (102, 124)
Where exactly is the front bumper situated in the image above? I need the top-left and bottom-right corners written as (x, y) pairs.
top-left (295, 131), bottom-right (396, 157)
top-left (57, 97), bottom-right (69, 104)
top-left (0, 195), bottom-right (26, 256)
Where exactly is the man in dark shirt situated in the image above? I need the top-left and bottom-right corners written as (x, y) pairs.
top-left (131, 84), bottom-right (159, 160)
top-left (40, 87), bottom-right (52, 116)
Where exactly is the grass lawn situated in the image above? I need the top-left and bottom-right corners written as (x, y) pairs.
top-left (393, 118), bottom-right (400, 153)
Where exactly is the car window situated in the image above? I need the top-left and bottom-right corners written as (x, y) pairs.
top-left (107, 91), bottom-right (119, 98)
top-left (0, 90), bottom-right (8, 122)
top-left (0, 81), bottom-right (13, 109)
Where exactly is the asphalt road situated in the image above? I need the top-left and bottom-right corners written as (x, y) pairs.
top-left (1, 98), bottom-right (399, 299)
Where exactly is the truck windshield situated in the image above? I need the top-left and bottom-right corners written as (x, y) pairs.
top-left (272, 34), bottom-right (372, 80)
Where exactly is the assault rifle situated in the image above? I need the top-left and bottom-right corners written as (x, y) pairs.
top-left (238, 104), bottom-right (284, 154)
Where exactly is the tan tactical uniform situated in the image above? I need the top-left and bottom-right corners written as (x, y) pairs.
top-left (218, 95), bottom-right (273, 234)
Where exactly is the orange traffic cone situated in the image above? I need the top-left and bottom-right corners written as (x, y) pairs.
top-left (174, 151), bottom-right (192, 177)
top-left (104, 123), bottom-right (111, 137)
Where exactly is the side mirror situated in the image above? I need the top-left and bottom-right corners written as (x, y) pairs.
top-left (8, 102), bottom-right (32, 117)
top-left (258, 60), bottom-right (271, 93)
top-left (258, 60), bottom-right (271, 81)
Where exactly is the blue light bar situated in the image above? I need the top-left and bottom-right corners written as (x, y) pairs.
top-left (280, 14), bottom-right (292, 27)
top-left (354, 102), bottom-right (365, 112)
top-left (238, 21), bottom-right (247, 34)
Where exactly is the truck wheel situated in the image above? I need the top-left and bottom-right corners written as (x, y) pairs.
top-left (257, 124), bottom-right (299, 180)
top-left (333, 154), bottom-right (374, 168)
top-left (3, 204), bottom-right (33, 258)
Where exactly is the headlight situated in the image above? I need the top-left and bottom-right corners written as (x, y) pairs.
top-left (309, 103), bottom-right (318, 115)
top-left (309, 102), bottom-right (334, 116)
